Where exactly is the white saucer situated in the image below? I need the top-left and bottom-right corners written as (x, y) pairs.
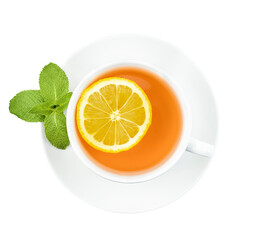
top-left (43, 34), bottom-right (218, 213)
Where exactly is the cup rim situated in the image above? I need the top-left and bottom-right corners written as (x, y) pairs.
top-left (66, 60), bottom-right (192, 183)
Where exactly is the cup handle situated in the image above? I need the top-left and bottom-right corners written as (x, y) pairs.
top-left (186, 138), bottom-right (215, 157)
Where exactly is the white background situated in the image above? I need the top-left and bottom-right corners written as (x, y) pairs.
top-left (1, 0), bottom-right (257, 239)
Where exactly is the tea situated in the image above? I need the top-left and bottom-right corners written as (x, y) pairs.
top-left (75, 66), bottom-right (183, 175)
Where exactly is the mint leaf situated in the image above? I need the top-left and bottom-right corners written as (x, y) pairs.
top-left (44, 112), bottom-right (70, 149)
top-left (39, 63), bottom-right (69, 102)
top-left (9, 90), bottom-right (45, 122)
top-left (55, 92), bottom-right (72, 112)
top-left (30, 102), bottom-right (54, 115)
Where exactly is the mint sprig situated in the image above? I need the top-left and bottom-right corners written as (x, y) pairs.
top-left (9, 63), bottom-right (72, 149)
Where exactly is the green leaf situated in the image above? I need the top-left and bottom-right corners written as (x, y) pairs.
top-left (9, 90), bottom-right (45, 122)
top-left (55, 92), bottom-right (72, 112)
top-left (30, 102), bottom-right (54, 116)
top-left (44, 112), bottom-right (70, 149)
top-left (39, 63), bottom-right (69, 102)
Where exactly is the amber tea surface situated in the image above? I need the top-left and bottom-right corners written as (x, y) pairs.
top-left (76, 66), bottom-right (183, 175)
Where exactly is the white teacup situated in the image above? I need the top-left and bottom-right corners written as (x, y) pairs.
top-left (67, 61), bottom-right (214, 183)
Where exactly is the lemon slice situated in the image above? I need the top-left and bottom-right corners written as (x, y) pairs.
top-left (76, 77), bottom-right (152, 153)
